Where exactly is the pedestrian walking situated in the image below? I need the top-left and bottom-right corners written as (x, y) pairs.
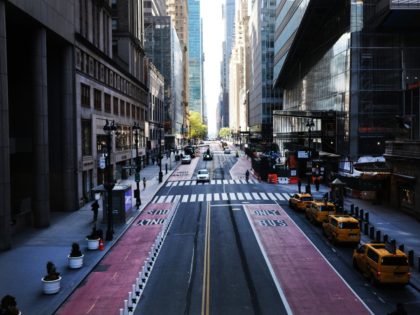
top-left (91, 200), bottom-right (99, 222)
top-left (315, 177), bottom-right (320, 191)
top-left (143, 177), bottom-right (146, 190)
top-left (245, 169), bottom-right (250, 182)
top-left (297, 179), bottom-right (302, 193)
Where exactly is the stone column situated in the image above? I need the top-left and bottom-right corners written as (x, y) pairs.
top-left (0, 0), bottom-right (12, 250)
top-left (33, 28), bottom-right (50, 227)
top-left (62, 46), bottom-right (76, 211)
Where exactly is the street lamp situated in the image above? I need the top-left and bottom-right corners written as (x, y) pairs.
top-left (305, 118), bottom-right (315, 194)
top-left (158, 125), bottom-right (163, 183)
top-left (239, 126), bottom-right (242, 148)
top-left (103, 119), bottom-right (118, 241)
top-left (132, 122), bottom-right (141, 208)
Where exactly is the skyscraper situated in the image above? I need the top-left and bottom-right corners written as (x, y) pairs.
top-left (188, 0), bottom-right (204, 118)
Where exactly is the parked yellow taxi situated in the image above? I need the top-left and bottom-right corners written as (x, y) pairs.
top-left (288, 193), bottom-right (313, 211)
top-left (322, 214), bottom-right (360, 244)
top-left (305, 201), bottom-right (336, 224)
top-left (352, 242), bottom-right (410, 285)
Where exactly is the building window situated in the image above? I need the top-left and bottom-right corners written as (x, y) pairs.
top-left (104, 93), bottom-right (111, 113)
top-left (126, 102), bottom-right (130, 117)
top-left (112, 19), bottom-right (118, 30)
top-left (81, 83), bottom-right (90, 108)
top-left (132, 104), bottom-right (136, 119)
top-left (120, 100), bottom-right (125, 116)
top-left (113, 97), bottom-right (119, 115)
top-left (94, 89), bottom-right (102, 111)
top-left (81, 119), bottom-right (92, 156)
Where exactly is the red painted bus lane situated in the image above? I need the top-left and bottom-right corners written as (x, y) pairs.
top-left (244, 204), bottom-right (372, 315)
top-left (56, 203), bottom-right (174, 315)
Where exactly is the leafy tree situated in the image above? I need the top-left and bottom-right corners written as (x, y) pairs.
top-left (219, 127), bottom-right (231, 139)
top-left (189, 111), bottom-right (207, 140)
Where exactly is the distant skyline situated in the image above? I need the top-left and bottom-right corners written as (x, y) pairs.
top-left (202, 0), bottom-right (224, 137)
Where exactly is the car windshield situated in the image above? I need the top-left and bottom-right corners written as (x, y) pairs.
top-left (338, 222), bottom-right (359, 229)
top-left (381, 256), bottom-right (408, 266)
top-left (301, 197), bottom-right (313, 201)
top-left (319, 206), bottom-right (335, 211)
top-left (198, 170), bottom-right (208, 175)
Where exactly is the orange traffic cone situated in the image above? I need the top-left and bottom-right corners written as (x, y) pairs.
top-left (99, 238), bottom-right (104, 251)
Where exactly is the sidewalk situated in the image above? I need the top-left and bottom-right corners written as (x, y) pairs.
top-left (0, 156), bottom-right (179, 315)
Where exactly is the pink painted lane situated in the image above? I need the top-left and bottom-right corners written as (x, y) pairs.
top-left (56, 203), bottom-right (173, 315)
top-left (244, 204), bottom-right (372, 315)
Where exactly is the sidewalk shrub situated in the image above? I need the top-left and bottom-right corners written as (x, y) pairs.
top-left (43, 261), bottom-right (60, 281)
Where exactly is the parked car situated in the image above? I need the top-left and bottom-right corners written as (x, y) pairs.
top-left (203, 151), bottom-right (213, 160)
top-left (196, 169), bottom-right (210, 182)
top-left (353, 242), bottom-right (410, 285)
top-left (224, 148), bottom-right (231, 154)
top-left (288, 193), bottom-right (313, 211)
top-left (181, 155), bottom-right (191, 164)
top-left (322, 214), bottom-right (360, 244)
top-left (305, 200), bottom-right (336, 224)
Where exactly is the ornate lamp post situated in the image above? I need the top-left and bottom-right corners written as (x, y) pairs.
top-left (305, 118), bottom-right (315, 194)
top-left (132, 122), bottom-right (141, 208)
top-left (103, 119), bottom-right (118, 241)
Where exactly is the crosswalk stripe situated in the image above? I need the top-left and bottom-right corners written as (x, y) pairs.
top-left (260, 192), bottom-right (269, 200)
top-left (182, 195), bottom-right (189, 202)
top-left (282, 193), bottom-right (290, 200)
top-left (179, 181), bottom-right (185, 186)
top-left (210, 180), bottom-right (216, 185)
top-left (185, 181), bottom-right (191, 186)
top-left (216, 180), bottom-right (222, 184)
top-left (229, 192), bottom-right (237, 200)
top-left (229, 180), bottom-right (235, 184)
top-left (214, 193), bottom-right (220, 201)
top-left (198, 194), bottom-right (204, 201)
top-left (152, 196), bottom-right (159, 203)
top-left (223, 180), bottom-right (229, 184)
top-left (222, 193), bottom-right (228, 200)
top-left (245, 193), bottom-right (252, 200)
top-left (237, 193), bottom-right (244, 200)
top-left (267, 193), bottom-right (276, 200)
top-left (172, 182), bottom-right (179, 187)
top-left (275, 193), bottom-right (284, 200)
top-left (191, 194), bottom-right (197, 202)
top-left (206, 193), bottom-right (212, 201)
top-left (192, 180), bottom-right (197, 185)
top-left (158, 196), bottom-right (166, 203)
top-left (166, 195), bottom-right (174, 202)
top-left (240, 179), bottom-right (247, 184)
top-left (252, 192), bottom-right (261, 200)
top-left (166, 182), bottom-right (173, 187)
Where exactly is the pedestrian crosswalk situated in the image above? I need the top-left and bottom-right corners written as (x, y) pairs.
top-left (166, 179), bottom-right (259, 187)
top-left (151, 192), bottom-right (293, 204)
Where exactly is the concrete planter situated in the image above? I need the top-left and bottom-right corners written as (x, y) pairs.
top-left (68, 254), bottom-right (84, 269)
top-left (86, 238), bottom-right (100, 250)
top-left (42, 276), bottom-right (61, 294)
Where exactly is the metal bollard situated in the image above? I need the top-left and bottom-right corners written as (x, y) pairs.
top-left (355, 206), bottom-right (359, 217)
top-left (364, 222), bottom-right (369, 235)
top-left (365, 212), bottom-right (369, 223)
top-left (369, 226), bottom-right (375, 239)
top-left (417, 255), bottom-right (420, 271)
top-left (383, 234), bottom-right (388, 243)
top-left (360, 209), bottom-right (364, 221)
top-left (375, 230), bottom-right (381, 242)
top-left (408, 250), bottom-right (413, 267)
top-left (351, 204), bottom-right (354, 214)
top-left (399, 244), bottom-right (404, 252)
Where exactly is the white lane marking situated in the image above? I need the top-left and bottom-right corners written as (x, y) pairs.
top-left (252, 192), bottom-right (261, 200)
top-left (179, 181), bottom-right (185, 186)
top-left (267, 193), bottom-right (277, 200)
top-left (191, 194), bottom-right (197, 202)
top-left (229, 193), bottom-right (237, 200)
top-left (157, 196), bottom-right (166, 203)
top-left (260, 192), bottom-right (269, 200)
top-left (182, 195), bottom-right (189, 203)
top-left (166, 195), bottom-right (174, 203)
top-left (275, 193), bottom-right (284, 200)
top-left (222, 193), bottom-right (228, 200)
top-left (237, 193), bottom-right (244, 200)
top-left (198, 194), bottom-right (205, 202)
top-left (206, 193), bottom-right (212, 201)
top-left (244, 193), bottom-right (252, 200)
top-left (185, 181), bottom-right (191, 186)
top-left (214, 193), bottom-right (220, 201)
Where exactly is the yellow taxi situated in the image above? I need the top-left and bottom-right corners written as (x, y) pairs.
top-left (322, 214), bottom-right (360, 244)
top-left (288, 193), bottom-right (313, 211)
top-left (305, 201), bottom-right (336, 224)
top-left (352, 242), bottom-right (410, 285)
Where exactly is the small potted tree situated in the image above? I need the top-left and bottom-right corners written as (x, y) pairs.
top-left (68, 242), bottom-right (84, 269)
top-left (41, 261), bottom-right (61, 294)
top-left (86, 226), bottom-right (101, 250)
